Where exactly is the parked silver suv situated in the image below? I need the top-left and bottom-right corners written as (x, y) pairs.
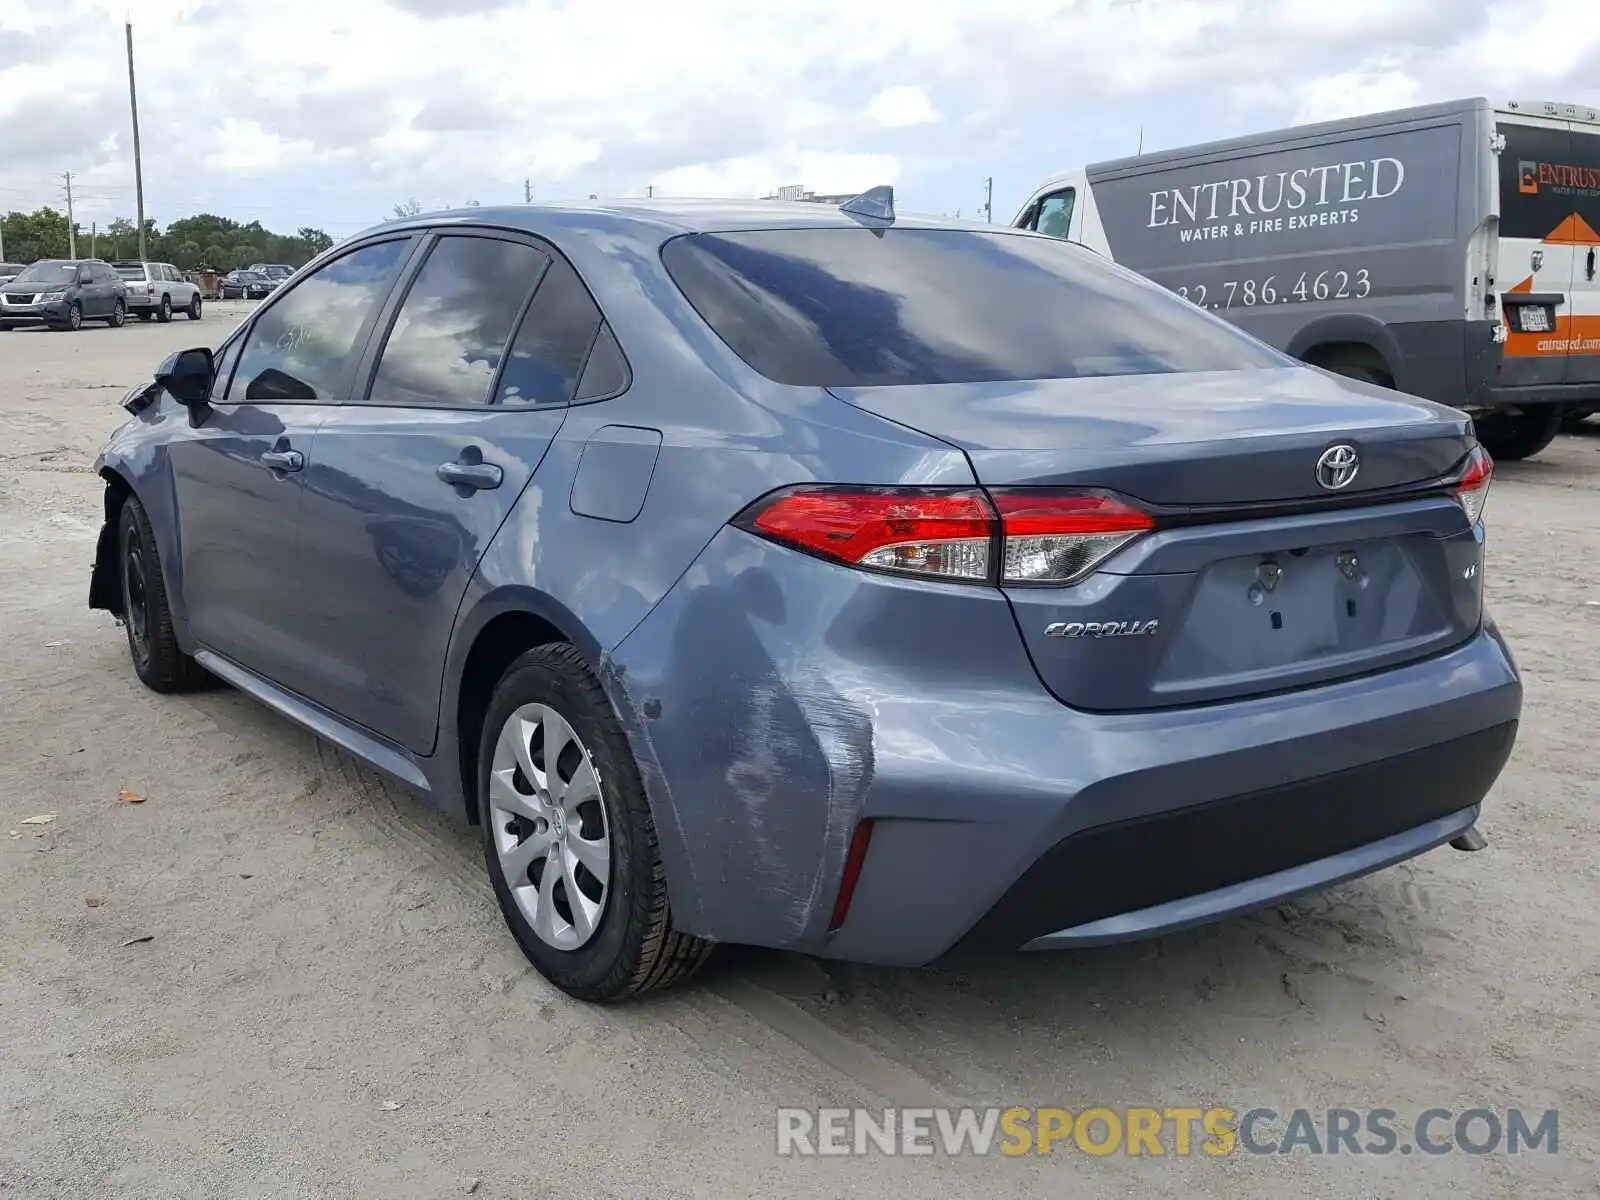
top-left (113, 262), bottom-right (203, 323)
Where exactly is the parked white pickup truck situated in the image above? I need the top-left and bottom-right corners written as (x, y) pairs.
top-left (112, 262), bottom-right (203, 323)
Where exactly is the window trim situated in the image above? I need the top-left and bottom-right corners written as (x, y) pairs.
top-left (219, 232), bottom-right (420, 406)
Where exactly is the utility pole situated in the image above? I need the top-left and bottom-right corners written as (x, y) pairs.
top-left (92, 221), bottom-right (98, 258)
top-left (524, 178), bottom-right (531, 203)
top-left (126, 22), bottom-right (148, 262)
top-left (63, 171), bottom-right (77, 258)
top-left (982, 176), bottom-right (993, 223)
top-left (1137, 127), bottom-right (1144, 154)
top-left (646, 184), bottom-right (653, 198)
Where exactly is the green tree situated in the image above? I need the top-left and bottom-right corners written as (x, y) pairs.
top-left (1, 207), bottom-right (74, 262)
top-left (2, 206), bottom-right (334, 269)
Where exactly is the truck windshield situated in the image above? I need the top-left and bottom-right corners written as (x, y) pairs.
top-left (661, 228), bottom-right (1287, 387)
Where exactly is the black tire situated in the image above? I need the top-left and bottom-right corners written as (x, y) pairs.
top-left (107, 299), bottom-right (126, 328)
top-left (186, 294), bottom-right (203, 320)
top-left (117, 495), bottom-right (209, 693)
top-left (65, 302), bottom-right (82, 331)
top-left (137, 310), bottom-right (153, 322)
top-left (1316, 349), bottom-right (1394, 389)
top-left (478, 644), bottom-right (712, 1002)
top-left (1473, 407), bottom-right (1563, 462)
top-left (156, 294), bottom-right (172, 323)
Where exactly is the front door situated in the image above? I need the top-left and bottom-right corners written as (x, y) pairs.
top-left (294, 231), bottom-right (619, 754)
top-left (1496, 111), bottom-right (1600, 387)
top-left (169, 235), bottom-right (415, 692)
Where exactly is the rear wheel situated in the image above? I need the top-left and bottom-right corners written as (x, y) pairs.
top-left (157, 294), bottom-right (172, 323)
top-left (1473, 407), bottom-right (1563, 462)
top-left (107, 299), bottom-right (126, 328)
top-left (117, 495), bottom-right (209, 693)
top-left (137, 309), bottom-right (153, 322)
top-left (186, 294), bottom-right (203, 320)
top-left (478, 644), bottom-right (712, 1002)
top-left (1313, 347), bottom-right (1394, 389)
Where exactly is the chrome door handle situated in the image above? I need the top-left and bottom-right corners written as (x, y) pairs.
top-left (260, 449), bottom-right (304, 472)
top-left (436, 461), bottom-right (503, 491)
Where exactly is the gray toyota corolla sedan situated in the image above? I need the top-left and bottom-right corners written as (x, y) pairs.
top-left (88, 192), bottom-right (1521, 1002)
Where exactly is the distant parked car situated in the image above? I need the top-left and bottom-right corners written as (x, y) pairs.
top-left (0, 262), bottom-right (26, 286)
top-left (220, 269), bottom-right (273, 300)
top-left (113, 261), bottom-right (203, 323)
top-left (247, 262), bottom-right (294, 283)
top-left (0, 258), bottom-right (127, 331)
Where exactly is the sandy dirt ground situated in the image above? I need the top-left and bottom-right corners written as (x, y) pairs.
top-left (1, 311), bottom-right (1597, 1199)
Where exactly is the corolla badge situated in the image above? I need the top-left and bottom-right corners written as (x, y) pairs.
top-left (1044, 620), bottom-right (1159, 639)
top-left (1315, 443), bottom-right (1360, 491)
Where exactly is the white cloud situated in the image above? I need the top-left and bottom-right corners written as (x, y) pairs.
top-left (867, 86), bottom-right (941, 129)
top-left (0, 0), bottom-right (1598, 234)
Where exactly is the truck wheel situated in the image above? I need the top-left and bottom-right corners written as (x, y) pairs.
top-left (186, 294), bottom-right (203, 320)
top-left (1315, 348), bottom-right (1394, 389)
top-left (156, 294), bottom-right (172, 323)
top-left (478, 644), bottom-right (713, 1002)
top-left (1473, 407), bottom-right (1563, 462)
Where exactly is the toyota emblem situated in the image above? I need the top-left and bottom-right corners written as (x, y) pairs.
top-left (1315, 444), bottom-right (1360, 490)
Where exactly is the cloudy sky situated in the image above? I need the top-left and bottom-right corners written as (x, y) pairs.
top-left (2, 0), bottom-right (1599, 239)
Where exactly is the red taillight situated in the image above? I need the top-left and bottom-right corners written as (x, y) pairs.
top-left (991, 492), bottom-right (1155, 584)
top-left (1456, 446), bottom-right (1493, 525)
top-left (735, 485), bottom-right (1154, 585)
top-left (147, 283), bottom-right (155, 295)
top-left (744, 487), bottom-right (995, 581)
top-left (828, 819), bottom-right (875, 932)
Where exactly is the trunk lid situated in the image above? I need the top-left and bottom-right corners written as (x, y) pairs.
top-left (829, 367), bottom-right (1485, 711)
top-left (828, 367), bottom-right (1472, 501)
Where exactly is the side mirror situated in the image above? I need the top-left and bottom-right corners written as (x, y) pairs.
top-left (155, 347), bottom-right (215, 406)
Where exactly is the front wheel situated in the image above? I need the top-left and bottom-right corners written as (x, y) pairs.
top-left (156, 294), bottom-right (172, 323)
top-left (478, 644), bottom-right (713, 1002)
top-left (1473, 407), bottom-right (1563, 462)
top-left (107, 299), bottom-right (126, 328)
top-left (65, 302), bottom-right (83, 331)
top-left (186, 294), bottom-right (203, 320)
top-left (117, 495), bottom-right (209, 693)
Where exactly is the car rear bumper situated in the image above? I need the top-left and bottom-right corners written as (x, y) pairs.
top-left (607, 526), bottom-right (1523, 967)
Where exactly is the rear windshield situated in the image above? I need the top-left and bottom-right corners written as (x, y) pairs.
top-left (115, 265), bottom-right (147, 280)
top-left (660, 228), bottom-right (1285, 387)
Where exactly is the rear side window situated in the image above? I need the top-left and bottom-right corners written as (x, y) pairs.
top-left (495, 256), bottom-right (607, 407)
top-left (661, 227), bottom-right (1285, 387)
top-left (367, 235), bottom-right (549, 407)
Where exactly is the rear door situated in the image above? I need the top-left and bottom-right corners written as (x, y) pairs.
top-left (292, 229), bottom-right (621, 754)
top-left (1562, 118), bottom-right (1600, 387)
top-left (1496, 110), bottom-right (1593, 385)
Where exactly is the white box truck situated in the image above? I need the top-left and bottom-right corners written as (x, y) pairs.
top-left (1014, 97), bottom-right (1600, 460)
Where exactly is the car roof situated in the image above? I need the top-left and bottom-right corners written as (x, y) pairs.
top-left (361, 198), bottom-right (1025, 245)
